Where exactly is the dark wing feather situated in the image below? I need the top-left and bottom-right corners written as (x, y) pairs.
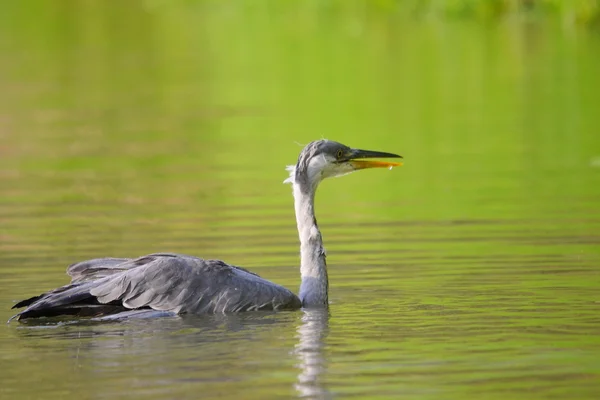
top-left (10, 253), bottom-right (301, 321)
top-left (10, 257), bottom-right (133, 309)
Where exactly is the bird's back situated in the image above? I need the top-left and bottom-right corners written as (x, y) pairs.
top-left (10, 253), bottom-right (301, 321)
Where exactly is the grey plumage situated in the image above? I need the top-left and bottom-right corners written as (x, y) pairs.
top-left (9, 140), bottom-right (401, 322)
top-left (10, 254), bottom-right (301, 321)
top-left (291, 141), bottom-right (352, 190)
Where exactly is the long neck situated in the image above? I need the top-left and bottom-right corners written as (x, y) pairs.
top-left (292, 182), bottom-right (328, 307)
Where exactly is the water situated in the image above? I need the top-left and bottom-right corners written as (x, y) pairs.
top-left (1, 2), bottom-right (600, 399)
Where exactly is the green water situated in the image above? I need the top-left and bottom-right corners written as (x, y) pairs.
top-left (1, 2), bottom-right (599, 399)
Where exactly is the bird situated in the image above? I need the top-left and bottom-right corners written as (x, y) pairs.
top-left (9, 140), bottom-right (402, 322)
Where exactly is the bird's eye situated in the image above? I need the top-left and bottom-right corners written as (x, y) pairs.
top-left (336, 149), bottom-right (344, 159)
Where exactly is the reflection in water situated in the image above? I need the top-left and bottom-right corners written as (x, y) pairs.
top-left (9, 312), bottom-right (332, 399)
top-left (294, 309), bottom-right (330, 399)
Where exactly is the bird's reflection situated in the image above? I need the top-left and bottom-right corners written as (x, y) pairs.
top-left (293, 308), bottom-right (330, 399)
top-left (10, 310), bottom-right (331, 398)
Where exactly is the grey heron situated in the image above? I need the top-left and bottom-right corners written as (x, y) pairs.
top-left (9, 140), bottom-right (402, 321)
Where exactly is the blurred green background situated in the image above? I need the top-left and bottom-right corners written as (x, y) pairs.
top-left (0, 1), bottom-right (599, 399)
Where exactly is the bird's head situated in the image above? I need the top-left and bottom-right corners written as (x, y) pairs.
top-left (284, 140), bottom-right (402, 190)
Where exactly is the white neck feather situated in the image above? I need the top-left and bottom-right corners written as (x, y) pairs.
top-left (285, 165), bottom-right (329, 307)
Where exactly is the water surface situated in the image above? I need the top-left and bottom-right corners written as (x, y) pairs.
top-left (1, 2), bottom-right (599, 399)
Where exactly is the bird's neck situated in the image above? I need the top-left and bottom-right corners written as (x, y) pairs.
top-left (293, 182), bottom-right (328, 307)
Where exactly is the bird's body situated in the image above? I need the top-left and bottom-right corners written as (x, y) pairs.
top-left (12, 254), bottom-right (302, 320)
top-left (9, 140), bottom-right (401, 322)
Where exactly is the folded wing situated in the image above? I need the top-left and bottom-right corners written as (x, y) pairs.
top-left (10, 253), bottom-right (301, 321)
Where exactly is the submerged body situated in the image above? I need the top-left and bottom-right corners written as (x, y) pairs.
top-left (10, 140), bottom-right (402, 321)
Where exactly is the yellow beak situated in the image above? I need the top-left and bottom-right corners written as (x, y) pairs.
top-left (350, 160), bottom-right (403, 169)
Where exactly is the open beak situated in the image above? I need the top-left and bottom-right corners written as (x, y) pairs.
top-left (348, 149), bottom-right (403, 170)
